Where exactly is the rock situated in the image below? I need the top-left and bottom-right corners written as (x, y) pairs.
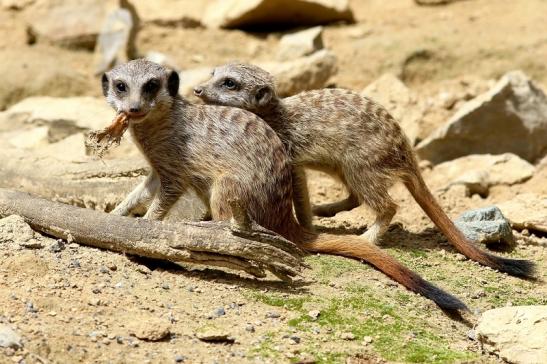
top-left (182, 50), bottom-right (337, 98)
top-left (289, 334), bottom-right (301, 344)
top-left (498, 194), bottom-right (547, 235)
top-left (276, 26), bottom-right (324, 61)
top-left (266, 311), bottom-right (281, 319)
top-left (340, 332), bottom-right (355, 340)
top-left (25, 0), bottom-right (119, 50)
top-left (476, 306), bottom-right (547, 364)
top-left (261, 49), bottom-right (337, 97)
top-left (0, 215), bottom-right (42, 247)
top-left (363, 335), bottom-right (373, 344)
top-left (196, 327), bottom-right (235, 343)
top-left (429, 154), bottom-right (535, 196)
top-left (203, 0), bottom-right (354, 29)
top-left (0, 48), bottom-right (89, 110)
top-left (307, 309), bottom-right (320, 320)
top-left (455, 206), bottom-right (515, 247)
top-left (362, 73), bottom-right (423, 145)
top-left (0, 325), bottom-right (22, 348)
top-left (131, 0), bottom-right (207, 27)
top-left (94, 6), bottom-right (138, 75)
top-left (2, 96), bottom-right (114, 132)
top-left (213, 307), bottom-right (226, 317)
top-left (128, 318), bottom-right (171, 341)
top-left (245, 324), bottom-right (255, 333)
top-left (417, 70), bottom-right (547, 164)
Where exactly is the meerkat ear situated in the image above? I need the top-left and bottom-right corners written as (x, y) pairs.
top-left (101, 73), bottom-right (109, 97)
top-left (167, 70), bottom-right (180, 97)
top-left (255, 86), bottom-right (273, 107)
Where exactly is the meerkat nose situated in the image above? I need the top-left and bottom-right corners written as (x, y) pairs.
top-left (193, 86), bottom-right (203, 96)
top-left (129, 106), bottom-right (141, 113)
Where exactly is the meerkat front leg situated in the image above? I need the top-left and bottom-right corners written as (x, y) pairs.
top-left (112, 172), bottom-right (160, 216)
top-left (143, 183), bottom-right (186, 221)
top-left (292, 166), bottom-right (314, 230)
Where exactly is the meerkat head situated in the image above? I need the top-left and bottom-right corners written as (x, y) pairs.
top-left (194, 63), bottom-right (277, 113)
top-left (101, 59), bottom-right (180, 123)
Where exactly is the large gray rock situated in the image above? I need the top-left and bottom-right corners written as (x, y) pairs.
top-left (417, 71), bottom-right (547, 164)
top-left (476, 306), bottom-right (547, 364)
top-left (362, 73), bottom-right (423, 145)
top-left (455, 206), bottom-right (514, 247)
top-left (26, 0), bottom-right (115, 50)
top-left (131, 0), bottom-right (208, 27)
top-left (262, 49), bottom-right (337, 97)
top-left (429, 153), bottom-right (535, 196)
top-left (2, 96), bottom-right (114, 132)
top-left (203, 0), bottom-right (354, 29)
top-left (0, 49), bottom-right (89, 111)
top-left (276, 26), bottom-right (324, 61)
top-left (498, 194), bottom-right (547, 235)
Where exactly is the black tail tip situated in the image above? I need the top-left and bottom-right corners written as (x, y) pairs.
top-left (494, 257), bottom-right (537, 279)
top-left (418, 281), bottom-right (468, 312)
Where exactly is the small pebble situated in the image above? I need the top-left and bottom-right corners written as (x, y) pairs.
top-left (266, 311), bottom-right (280, 319)
top-left (26, 302), bottom-right (37, 313)
top-left (69, 259), bottom-right (81, 268)
top-left (99, 266), bottom-right (109, 274)
top-left (174, 354), bottom-right (186, 362)
top-left (213, 307), bottom-right (225, 317)
top-left (308, 310), bottom-right (320, 320)
top-left (467, 329), bottom-right (476, 341)
top-left (363, 336), bottom-right (373, 344)
top-left (289, 335), bottom-right (300, 344)
top-left (162, 283), bottom-right (170, 290)
top-left (245, 324), bottom-right (255, 333)
top-left (340, 332), bottom-right (355, 340)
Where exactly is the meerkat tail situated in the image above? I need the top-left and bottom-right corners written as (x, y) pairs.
top-left (299, 232), bottom-right (468, 311)
top-left (404, 174), bottom-right (536, 278)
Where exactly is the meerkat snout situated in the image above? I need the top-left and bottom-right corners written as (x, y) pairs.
top-left (193, 86), bottom-right (203, 96)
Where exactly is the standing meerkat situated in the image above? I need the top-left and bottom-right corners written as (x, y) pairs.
top-left (101, 59), bottom-right (468, 311)
top-left (194, 63), bottom-right (535, 278)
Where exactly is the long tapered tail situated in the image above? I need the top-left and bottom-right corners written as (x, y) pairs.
top-left (298, 232), bottom-right (467, 311)
top-left (404, 174), bottom-right (535, 278)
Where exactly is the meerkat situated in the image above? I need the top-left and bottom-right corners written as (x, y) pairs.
top-left (193, 63), bottom-right (535, 278)
top-left (101, 59), bottom-right (467, 311)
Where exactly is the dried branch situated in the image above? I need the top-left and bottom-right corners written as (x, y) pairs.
top-left (0, 188), bottom-right (305, 280)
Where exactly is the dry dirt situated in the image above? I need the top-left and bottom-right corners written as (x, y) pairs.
top-left (1, 1), bottom-right (547, 363)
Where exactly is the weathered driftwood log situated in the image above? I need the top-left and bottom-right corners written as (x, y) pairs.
top-left (0, 189), bottom-right (305, 281)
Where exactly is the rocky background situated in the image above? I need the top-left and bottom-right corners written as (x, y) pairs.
top-left (1, 0), bottom-right (546, 363)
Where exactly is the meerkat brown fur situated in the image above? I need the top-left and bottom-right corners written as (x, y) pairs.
top-left (101, 59), bottom-right (467, 311)
top-left (194, 63), bottom-right (535, 278)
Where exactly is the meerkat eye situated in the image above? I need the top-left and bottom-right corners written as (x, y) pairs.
top-left (115, 82), bottom-right (127, 93)
top-left (222, 78), bottom-right (237, 90)
top-left (143, 79), bottom-right (160, 94)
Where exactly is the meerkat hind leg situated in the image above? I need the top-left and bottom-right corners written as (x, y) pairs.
top-left (361, 198), bottom-right (397, 244)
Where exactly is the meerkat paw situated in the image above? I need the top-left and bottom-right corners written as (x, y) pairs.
top-left (361, 228), bottom-right (382, 245)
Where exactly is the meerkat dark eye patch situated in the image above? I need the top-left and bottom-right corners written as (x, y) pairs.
top-left (222, 78), bottom-right (237, 90)
top-left (142, 79), bottom-right (160, 95)
top-left (115, 81), bottom-right (127, 93)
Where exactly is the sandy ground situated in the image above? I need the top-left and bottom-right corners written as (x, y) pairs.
top-left (1, 0), bottom-right (547, 363)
